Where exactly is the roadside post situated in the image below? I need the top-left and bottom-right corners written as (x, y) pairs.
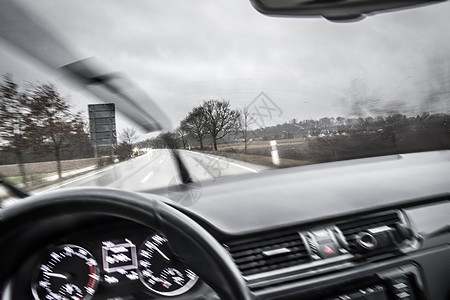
top-left (270, 140), bottom-right (280, 166)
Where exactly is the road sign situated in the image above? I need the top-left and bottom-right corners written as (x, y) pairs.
top-left (88, 103), bottom-right (117, 146)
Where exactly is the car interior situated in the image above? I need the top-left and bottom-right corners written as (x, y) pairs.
top-left (0, 0), bottom-right (449, 299)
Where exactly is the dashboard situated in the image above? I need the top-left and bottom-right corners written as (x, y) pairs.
top-left (218, 202), bottom-right (449, 299)
top-left (0, 151), bottom-right (449, 300)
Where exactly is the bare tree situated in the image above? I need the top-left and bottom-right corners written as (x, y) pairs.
top-left (68, 113), bottom-right (93, 159)
top-left (26, 83), bottom-right (85, 179)
top-left (202, 100), bottom-right (240, 151)
top-left (119, 127), bottom-right (138, 145)
top-left (116, 127), bottom-right (138, 160)
top-left (177, 127), bottom-right (189, 149)
top-left (146, 132), bottom-right (178, 149)
top-left (0, 74), bottom-right (30, 185)
top-left (159, 132), bottom-right (178, 149)
top-left (239, 106), bottom-right (255, 153)
top-left (147, 135), bottom-right (165, 149)
top-left (180, 106), bottom-right (207, 149)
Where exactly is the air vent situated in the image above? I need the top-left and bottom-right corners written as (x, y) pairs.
top-left (225, 232), bottom-right (310, 276)
top-left (337, 210), bottom-right (405, 253)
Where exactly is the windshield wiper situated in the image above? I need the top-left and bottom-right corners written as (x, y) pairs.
top-left (160, 134), bottom-right (192, 184)
top-left (0, 0), bottom-right (171, 133)
top-left (172, 150), bottom-right (193, 184)
top-left (0, 175), bottom-right (29, 199)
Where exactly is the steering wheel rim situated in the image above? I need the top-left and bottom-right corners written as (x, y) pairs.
top-left (0, 187), bottom-right (252, 300)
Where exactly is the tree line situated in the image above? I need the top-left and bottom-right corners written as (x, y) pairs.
top-left (0, 74), bottom-right (90, 184)
top-left (145, 99), bottom-right (241, 151)
top-left (144, 99), bottom-right (448, 156)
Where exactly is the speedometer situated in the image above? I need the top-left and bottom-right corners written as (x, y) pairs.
top-left (32, 244), bottom-right (99, 300)
top-left (138, 234), bottom-right (198, 296)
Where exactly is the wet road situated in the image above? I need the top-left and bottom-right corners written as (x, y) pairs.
top-left (34, 149), bottom-right (267, 195)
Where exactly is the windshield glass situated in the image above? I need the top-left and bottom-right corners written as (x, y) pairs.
top-left (0, 0), bottom-right (449, 200)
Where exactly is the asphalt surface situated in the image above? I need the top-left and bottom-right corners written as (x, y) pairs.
top-left (32, 149), bottom-right (268, 195)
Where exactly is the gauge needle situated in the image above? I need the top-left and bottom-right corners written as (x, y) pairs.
top-left (152, 245), bottom-right (170, 261)
top-left (44, 272), bottom-right (68, 280)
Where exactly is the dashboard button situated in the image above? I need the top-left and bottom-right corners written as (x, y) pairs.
top-left (317, 242), bottom-right (339, 258)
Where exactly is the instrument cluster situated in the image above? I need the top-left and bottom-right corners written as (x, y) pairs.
top-left (30, 220), bottom-right (199, 300)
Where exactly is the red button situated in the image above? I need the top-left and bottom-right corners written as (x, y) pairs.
top-left (324, 245), bottom-right (335, 254)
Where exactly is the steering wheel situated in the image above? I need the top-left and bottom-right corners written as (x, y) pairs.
top-left (0, 187), bottom-right (252, 300)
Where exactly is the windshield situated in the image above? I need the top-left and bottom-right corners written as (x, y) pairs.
top-left (0, 0), bottom-right (449, 201)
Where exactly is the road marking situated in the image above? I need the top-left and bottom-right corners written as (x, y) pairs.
top-left (36, 165), bottom-right (116, 194)
top-left (187, 151), bottom-right (259, 173)
top-left (140, 171), bottom-right (154, 183)
top-left (227, 161), bottom-right (259, 173)
top-left (158, 159), bottom-right (164, 164)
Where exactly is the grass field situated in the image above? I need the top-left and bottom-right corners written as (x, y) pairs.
top-left (4, 172), bottom-right (58, 185)
top-left (197, 149), bottom-right (312, 168)
top-left (0, 157), bottom-right (101, 190)
top-left (200, 128), bottom-right (449, 168)
top-left (0, 157), bottom-right (98, 178)
top-left (200, 138), bottom-right (313, 168)
top-left (218, 138), bottom-right (307, 152)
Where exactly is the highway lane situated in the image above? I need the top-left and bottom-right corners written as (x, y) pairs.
top-left (33, 149), bottom-right (268, 195)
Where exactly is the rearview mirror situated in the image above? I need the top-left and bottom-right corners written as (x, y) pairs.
top-left (249, 0), bottom-right (446, 21)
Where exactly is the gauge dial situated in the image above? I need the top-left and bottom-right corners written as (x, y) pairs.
top-left (32, 244), bottom-right (99, 300)
top-left (138, 234), bottom-right (198, 296)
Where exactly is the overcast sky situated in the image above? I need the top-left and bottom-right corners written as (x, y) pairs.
top-left (1, 0), bottom-right (449, 136)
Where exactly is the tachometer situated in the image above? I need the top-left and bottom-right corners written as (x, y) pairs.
top-left (138, 234), bottom-right (198, 296)
top-left (32, 244), bottom-right (99, 300)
